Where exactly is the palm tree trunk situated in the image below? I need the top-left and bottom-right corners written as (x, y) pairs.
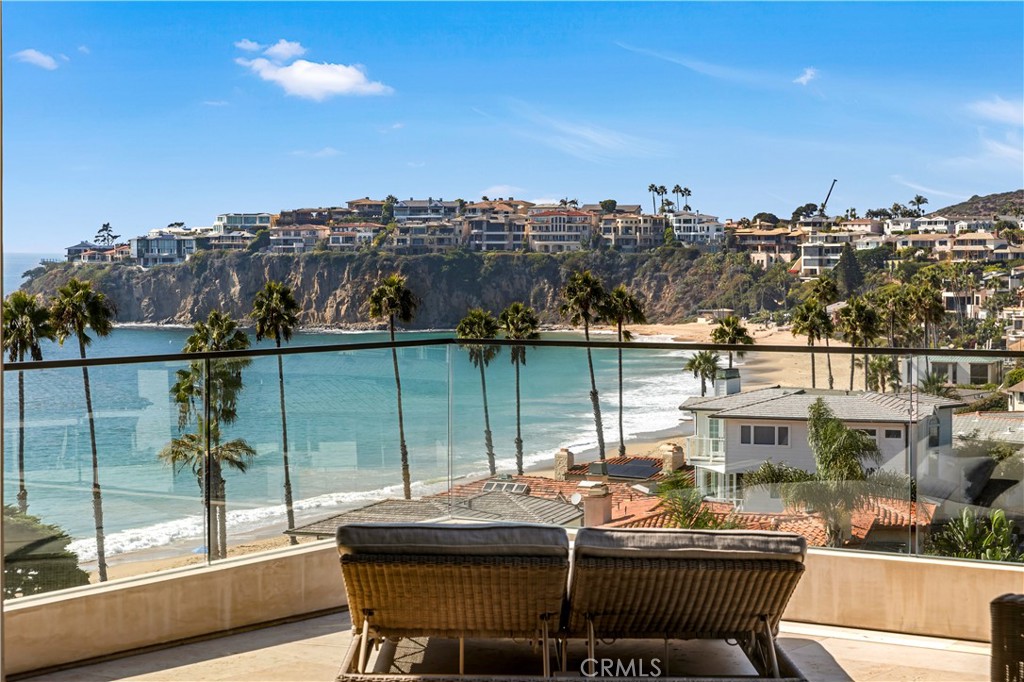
top-left (700, 375), bottom-right (707, 397)
top-left (808, 339), bottom-right (816, 389)
top-left (849, 350), bottom-right (856, 391)
top-left (479, 362), bottom-right (496, 475)
top-left (864, 353), bottom-right (870, 391)
top-left (17, 369), bottom-right (29, 513)
top-left (584, 322), bottom-right (606, 460)
top-left (617, 324), bottom-right (626, 457)
top-left (277, 352), bottom-right (297, 545)
top-left (728, 350), bottom-right (734, 369)
top-left (213, 457), bottom-right (227, 560)
top-left (80, 339), bottom-right (107, 582)
top-left (390, 318), bottom-right (411, 499)
top-left (514, 359), bottom-right (523, 475)
top-left (825, 336), bottom-right (834, 390)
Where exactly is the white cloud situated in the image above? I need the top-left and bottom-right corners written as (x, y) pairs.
top-left (981, 134), bottom-right (1024, 164)
top-left (263, 39), bottom-right (307, 63)
top-left (616, 42), bottom-right (771, 88)
top-left (889, 175), bottom-right (967, 200)
top-left (291, 146), bottom-right (340, 158)
top-left (78, 45), bottom-right (90, 55)
top-left (480, 185), bottom-right (524, 198)
top-left (967, 96), bottom-right (1024, 127)
top-left (59, 54), bottom-right (70, 62)
top-left (794, 67), bottom-right (818, 86)
top-left (509, 101), bottom-right (662, 163)
top-left (234, 38), bottom-right (263, 52)
top-left (12, 49), bottom-right (58, 70)
top-left (203, 100), bottom-right (229, 107)
top-left (236, 57), bottom-right (393, 100)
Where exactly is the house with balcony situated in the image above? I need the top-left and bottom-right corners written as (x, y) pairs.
top-left (798, 230), bottom-right (857, 278)
top-left (916, 215), bottom-right (956, 233)
top-left (328, 223), bottom-right (380, 251)
top-left (837, 218), bottom-right (883, 234)
top-left (64, 240), bottom-right (101, 262)
top-left (680, 386), bottom-right (963, 505)
top-left (268, 225), bottom-right (330, 254)
top-left (276, 207), bottom-right (353, 227)
top-left (894, 232), bottom-right (952, 256)
top-left (460, 215), bottom-right (527, 251)
top-left (389, 221), bottom-right (459, 254)
top-left (666, 211), bottom-right (725, 244)
top-left (525, 210), bottom-right (594, 253)
top-left (950, 231), bottom-right (1007, 263)
top-left (903, 354), bottom-right (1005, 388)
top-left (346, 197), bottom-right (386, 218)
top-left (462, 199), bottom-right (532, 217)
top-left (884, 216), bottom-right (919, 234)
top-left (129, 230), bottom-right (200, 266)
top-left (393, 198), bottom-right (460, 222)
top-left (206, 230), bottom-right (255, 251)
top-left (213, 212), bottom-right (273, 232)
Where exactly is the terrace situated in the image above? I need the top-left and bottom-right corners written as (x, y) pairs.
top-left (2, 338), bottom-right (1021, 679)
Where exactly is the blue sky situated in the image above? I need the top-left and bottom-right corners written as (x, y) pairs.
top-left (3, 1), bottom-right (1022, 253)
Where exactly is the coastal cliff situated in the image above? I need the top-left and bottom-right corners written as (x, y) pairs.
top-left (21, 249), bottom-right (788, 328)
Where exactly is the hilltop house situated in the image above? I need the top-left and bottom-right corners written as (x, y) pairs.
top-left (680, 386), bottom-right (964, 505)
top-left (666, 211), bottom-right (725, 244)
top-left (525, 209), bottom-right (594, 253)
top-left (213, 212), bottom-right (273, 232)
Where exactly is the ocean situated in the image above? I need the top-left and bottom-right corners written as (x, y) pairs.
top-left (1, 254), bottom-right (700, 564)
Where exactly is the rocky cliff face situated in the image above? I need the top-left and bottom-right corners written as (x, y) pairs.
top-left (23, 249), bottom-right (780, 328)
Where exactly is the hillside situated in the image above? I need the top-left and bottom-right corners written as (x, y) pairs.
top-left (931, 189), bottom-right (1023, 218)
top-left (21, 249), bottom-right (793, 329)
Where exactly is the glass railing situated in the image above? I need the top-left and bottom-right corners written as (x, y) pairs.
top-left (4, 337), bottom-right (1022, 601)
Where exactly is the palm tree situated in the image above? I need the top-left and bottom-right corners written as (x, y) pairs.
top-left (810, 276), bottom-right (840, 389)
top-left (560, 270), bottom-right (608, 460)
top-left (681, 187), bottom-right (692, 212)
top-left (369, 274), bottom-right (419, 498)
top-left (838, 295), bottom-right (881, 391)
top-left (647, 183), bottom-right (658, 214)
top-left (165, 311), bottom-right (253, 560)
top-left (791, 300), bottom-right (828, 389)
top-left (744, 398), bottom-right (905, 547)
top-left (919, 371), bottom-right (957, 398)
top-left (910, 194), bottom-right (929, 217)
top-left (498, 302), bottom-right (540, 474)
top-left (657, 185), bottom-right (668, 212)
top-left (671, 184), bottom-right (683, 211)
top-left (2, 291), bottom-right (55, 514)
top-left (50, 278), bottom-right (115, 581)
top-left (456, 308), bottom-right (501, 475)
top-left (684, 350), bottom-right (721, 397)
top-left (251, 281), bottom-right (301, 544)
top-left (908, 283), bottom-right (945, 349)
top-left (601, 285), bottom-right (647, 457)
top-left (710, 315), bottom-right (753, 369)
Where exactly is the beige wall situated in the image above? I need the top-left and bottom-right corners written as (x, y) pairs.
top-left (4, 544), bottom-right (1022, 676)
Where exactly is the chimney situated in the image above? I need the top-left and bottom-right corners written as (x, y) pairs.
top-left (554, 448), bottom-right (575, 481)
top-left (714, 367), bottom-right (741, 396)
top-left (583, 484), bottom-right (613, 526)
top-left (659, 442), bottom-right (684, 475)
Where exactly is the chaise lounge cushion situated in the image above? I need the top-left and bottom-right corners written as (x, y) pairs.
top-left (337, 522), bottom-right (569, 558)
top-left (574, 527), bottom-right (807, 563)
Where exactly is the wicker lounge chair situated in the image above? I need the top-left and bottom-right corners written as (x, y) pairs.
top-left (565, 527), bottom-right (808, 680)
top-left (336, 522), bottom-right (569, 678)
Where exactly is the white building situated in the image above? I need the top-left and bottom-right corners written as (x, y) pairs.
top-left (798, 230), bottom-right (857, 279)
top-left (213, 213), bottom-right (273, 233)
top-left (666, 211), bottom-right (724, 244)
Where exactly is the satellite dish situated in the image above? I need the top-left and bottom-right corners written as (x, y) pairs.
top-left (570, 493), bottom-right (583, 506)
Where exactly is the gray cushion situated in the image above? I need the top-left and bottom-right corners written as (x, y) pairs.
top-left (574, 527), bottom-right (807, 563)
top-left (337, 522), bottom-right (569, 558)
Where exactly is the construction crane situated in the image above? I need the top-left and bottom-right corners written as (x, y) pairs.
top-left (818, 179), bottom-right (838, 217)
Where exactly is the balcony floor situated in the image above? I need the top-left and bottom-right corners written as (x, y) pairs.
top-left (24, 611), bottom-right (989, 681)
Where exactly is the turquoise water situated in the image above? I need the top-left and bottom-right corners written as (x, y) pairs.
top-left (3, 327), bottom-right (699, 561)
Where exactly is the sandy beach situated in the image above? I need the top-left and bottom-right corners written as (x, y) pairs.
top-left (90, 321), bottom-right (826, 583)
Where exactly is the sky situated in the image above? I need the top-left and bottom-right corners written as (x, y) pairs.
top-left (3, 1), bottom-right (1023, 253)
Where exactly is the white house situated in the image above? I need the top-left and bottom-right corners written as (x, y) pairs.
top-left (666, 211), bottom-right (724, 244)
top-left (798, 230), bottom-right (857, 279)
top-left (916, 215), bottom-right (956, 234)
top-left (680, 387), bottom-right (963, 505)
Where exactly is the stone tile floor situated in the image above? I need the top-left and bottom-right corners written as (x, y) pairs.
top-left (23, 611), bottom-right (990, 681)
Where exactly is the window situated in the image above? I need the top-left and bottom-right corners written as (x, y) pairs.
top-left (970, 363), bottom-right (990, 385)
top-left (928, 419), bottom-right (940, 448)
top-left (741, 424), bottom-right (789, 446)
top-left (885, 429), bottom-right (902, 439)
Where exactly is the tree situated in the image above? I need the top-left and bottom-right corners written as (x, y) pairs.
top-left (929, 508), bottom-right (1022, 562)
top-left (657, 185), bottom-right (668, 212)
top-left (251, 281), bottom-right (301, 544)
top-left (560, 270), bottom-right (608, 460)
top-left (163, 311), bottom-right (254, 560)
top-left (498, 302), bottom-right (540, 474)
top-left (834, 243), bottom-right (864, 295)
top-left (791, 299), bottom-right (833, 389)
top-left (918, 371), bottom-right (957, 399)
top-left (246, 229), bottom-right (270, 253)
top-left (663, 226), bottom-right (677, 247)
top-left (600, 285), bottom-right (647, 457)
top-left (867, 355), bottom-right (902, 393)
top-left (93, 222), bottom-right (120, 247)
top-left (599, 199), bottom-right (618, 214)
top-left (838, 295), bottom-right (881, 391)
top-left (681, 186), bottom-right (692, 212)
top-left (809, 276), bottom-right (839, 389)
top-left (50, 279), bottom-right (115, 582)
top-left (647, 183), bottom-right (658, 213)
top-left (752, 212), bottom-right (781, 225)
top-left (658, 485), bottom-right (741, 530)
top-left (791, 203), bottom-right (818, 223)
top-left (3, 505), bottom-right (90, 598)
top-left (684, 350), bottom-right (721, 397)
top-left (2, 291), bottom-right (55, 514)
top-left (380, 196), bottom-right (396, 225)
top-left (456, 308), bottom-right (501, 475)
top-left (369, 274), bottom-right (419, 498)
top-left (744, 398), bottom-right (903, 548)
top-left (671, 184), bottom-right (683, 210)
top-left (910, 194), bottom-right (929, 217)
top-left (710, 315), bottom-right (753, 369)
